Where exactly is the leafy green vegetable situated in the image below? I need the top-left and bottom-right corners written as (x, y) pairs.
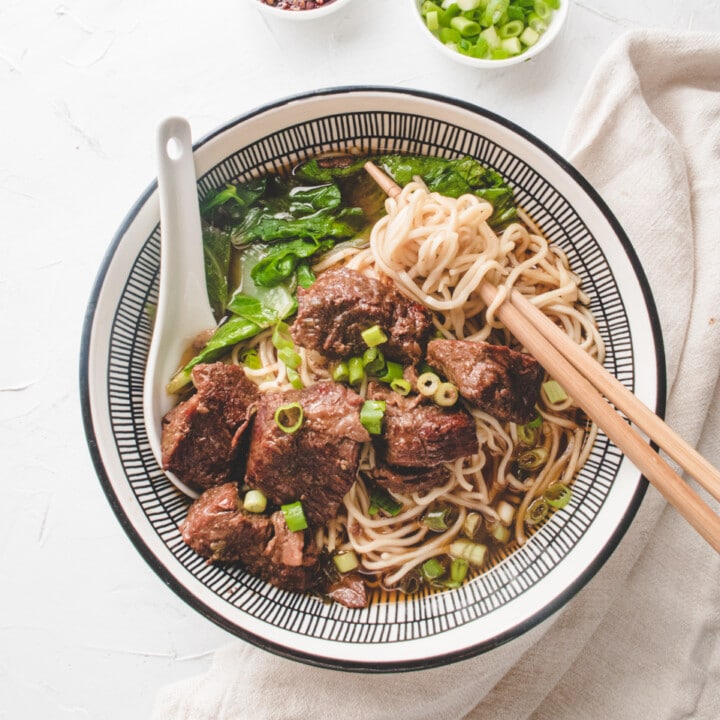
top-left (250, 238), bottom-right (334, 287)
top-left (233, 208), bottom-right (362, 246)
top-left (295, 153), bottom-right (517, 228)
top-left (201, 177), bottom-right (267, 218)
top-left (202, 227), bottom-right (232, 320)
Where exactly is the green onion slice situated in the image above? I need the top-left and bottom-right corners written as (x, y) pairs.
top-left (517, 423), bottom-right (539, 447)
top-left (544, 482), bottom-right (572, 509)
top-left (281, 501), bottom-right (308, 532)
top-left (333, 550), bottom-right (360, 574)
top-left (243, 489), bottom-right (267, 513)
top-left (543, 379), bottom-right (568, 404)
top-left (525, 497), bottom-right (549, 525)
top-left (450, 538), bottom-right (487, 567)
top-left (390, 378), bottom-right (412, 396)
top-left (272, 321), bottom-right (294, 351)
top-left (278, 346), bottom-right (301, 370)
top-left (517, 446), bottom-right (549, 470)
top-left (274, 402), bottom-right (304, 434)
top-left (449, 557), bottom-right (469, 584)
top-left (367, 486), bottom-right (403, 517)
top-left (348, 356), bottom-right (365, 387)
top-left (332, 361), bottom-right (349, 383)
top-left (378, 360), bottom-right (404, 384)
top-left (417, 371), bottom-right (440, 397)
top-left (286, 366), bottom-right (303, 389)
top-left (433, 381), bottom-right (459, 407)
top-left (362, 346), bottom-right (385, 375)
top-left (423, 504), bottom-right (456, 532)
top-left (421, 557), bottom-right (446, 580)
top-left (360, 400), bottom-right (386, 435)
top-left (361, 324), bottom-right (388, 348)
top-left (527, 412), bottom-right (543, 429)
top-left (240, 348), bottom-right (262, 370)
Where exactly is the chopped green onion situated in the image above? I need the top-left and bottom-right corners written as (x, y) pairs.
top-left (544, 482), bottom-right (572, 509)
top-left (527, 412), bottom-right (543, 429)
top-left (278, 346), bottom-right (301, 370)
top-left (240, 348), bottom-right (262, 370)
top-left (362, 346), bottom-right (385, 375)
top-left (525, 497), bottom-right (549, 525)
top-left (361, 324), bottom-right (388, 348)
top-left (333, 550), bottom-right (360, 574)
top-left (360, 400), bottom-right (386, 435)
top-left (533, 0), bottom-right (552, 20)
top-left (450, 539), bottom-right (487, 567)
top-left (423, 505), bottom-right (454, 532)
top-left (379, 360), bottom-right (404, 383)
top-left (367, 486), bottom-right (403, 517)
top-left (421, 557), bottom-right (446, 580)
top-left (390, 378), bottom-right (412, 396)
top-left (496, 500), bottom-right (515, 526)
top-left (281, 501), bottom-right (308, 532)
top-left (520, 26), bottom-right (540, 46)
top-left (271, 321), bottom-right (294, 351)
top-left (499, 20), bottom-right (524, 37)
top-left (517, 446), bottom-right (549, 470)
top-left (490, 521), bottom-right (511, 544)
top-left (501, 37), bottom-right (522, 55)
top-left (419, 0), bottom-right (559, 61)
top-left (274, 402), bottom-right (304, 434)
top-left (332, 361), bottom-right (349, 383)
top-left (463, 512), bottom-right (482, 539)
top-left (433, 381), bottom-right (459, 407)
top-left (348, 356), bottom-right (365, 387)
top-left (449, 557), bottom-right (469, 584)
top-left (543, 379), bottom-right (568, 403)
top-left (517, 423), bottom-right (539, 446)
top-left (243, 489), bottom-right (267, 513)
top-left (286, 366), bottom-right (303, 389)
top-left (417, 371), bottom-right (440, 397)
top-left (450, 15), bottom-right (480, 37)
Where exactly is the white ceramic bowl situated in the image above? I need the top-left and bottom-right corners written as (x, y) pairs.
top-left (80, 87), bottom-right (664, 671)
top-left (250, 0), bottom-right (353, 21)
top-left (407, 0), bottom-right (570, 69)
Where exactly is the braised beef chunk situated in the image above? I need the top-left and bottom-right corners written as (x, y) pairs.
top-left (191, 362), bottom-right (259, 430)
top-left (181, 488), bottom-right (320, 592)
top-left (161, 363), bottom-right (259, 492)
top-left (245, 381), bottom-right (370, 526)
top-left (243, 512), bottom-right (320, 593)
top-left (326, 572), bottom-right (368, 609)
top-left (180, 483), bottom-right (272, 563)
top-left (427, 339), bottom-right (543, 424)
top-left (368, 383), bottom-right (478, 468)
top-left (366, 462), bottom-right (450, 495)
top-left (290, 267), bottom-right (433, 364)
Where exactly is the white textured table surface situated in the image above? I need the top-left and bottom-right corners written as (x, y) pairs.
top-left (2, 1), bottom-right (719, 718)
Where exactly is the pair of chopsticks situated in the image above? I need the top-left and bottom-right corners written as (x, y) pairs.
top-left (364, 161), bottom-right (720, 553)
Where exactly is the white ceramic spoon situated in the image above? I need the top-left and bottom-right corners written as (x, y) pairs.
top-left (143, 117), bottom-right (216, 499)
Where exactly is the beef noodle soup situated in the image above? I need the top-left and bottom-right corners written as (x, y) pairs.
top-left (159, 154), bottom-right (601, 608)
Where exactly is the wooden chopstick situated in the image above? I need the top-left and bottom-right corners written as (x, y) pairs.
top-left (365, 161), bottom-right (720, 553)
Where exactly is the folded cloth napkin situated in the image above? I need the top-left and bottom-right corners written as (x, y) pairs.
top-left (152, 30), bottom-right (720, 720)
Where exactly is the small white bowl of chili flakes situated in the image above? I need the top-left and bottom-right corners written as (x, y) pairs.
top-left (252, 0), bottom-right (353, 20)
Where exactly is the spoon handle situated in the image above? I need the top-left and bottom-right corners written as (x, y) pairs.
top-left (155, 117), bottom-right (215, 335)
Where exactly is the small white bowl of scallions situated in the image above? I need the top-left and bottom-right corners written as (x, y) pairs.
top-left (410, 0), bottom-right (569, 68)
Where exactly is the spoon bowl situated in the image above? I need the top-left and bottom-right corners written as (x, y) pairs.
top-left (142, 117), bottom-right (216, 499)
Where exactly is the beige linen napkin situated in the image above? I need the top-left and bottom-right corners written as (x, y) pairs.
top-left (152, 30), bottom-right (720, 720)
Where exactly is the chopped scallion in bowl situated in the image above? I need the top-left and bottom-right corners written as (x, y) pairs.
top-left (409, 0), bottom-right (569, 68)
